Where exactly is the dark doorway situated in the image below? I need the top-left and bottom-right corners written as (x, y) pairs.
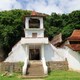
top-left (32, 33), bottom-right (37, 38)
top-left (29, 49), bottom-right (40, 60)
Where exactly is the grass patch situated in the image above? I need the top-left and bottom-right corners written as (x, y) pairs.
top-left (0, 73), bottom-right (23, 80)
top-left (45, 70), bottom-right (80, 80)
top-left (0, 70), bottom-right (80, 80)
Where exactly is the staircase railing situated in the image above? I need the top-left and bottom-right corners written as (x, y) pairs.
top-left (41, 57), bottom-right (48, 75)
top-left (50, 43), bottom-right (65, 59)
top-left (22, 57), bottom-right (29, 75)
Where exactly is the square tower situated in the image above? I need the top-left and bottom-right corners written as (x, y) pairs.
top-left (21, 11), bottom-right (48, 45)
top-left (24, 11), bottom-right (44, 38)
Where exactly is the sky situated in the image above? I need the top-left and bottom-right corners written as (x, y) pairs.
top-left (0, 0), bottom-right (80, 14)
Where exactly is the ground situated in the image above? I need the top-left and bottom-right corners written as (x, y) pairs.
top-left (45, 70), bottom-right (80, 80)
top-left (0, 70), bottom-right (80, 80)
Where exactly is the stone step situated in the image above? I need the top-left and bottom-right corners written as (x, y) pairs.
top-left (27, 60), bottom-right (44, 76)
top-left (21, 75), bottom-right (47, 79)
top-left (29, 60), bottom-right (42, 64)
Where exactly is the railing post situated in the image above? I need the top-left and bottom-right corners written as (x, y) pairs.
top-left (22, 45), bottom-right (29, 75)
top-left (22, 57), bottom-right (28, 75)
top-left (41, 44), bottom-right (48, 74)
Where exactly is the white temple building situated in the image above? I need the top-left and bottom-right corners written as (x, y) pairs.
top-left (5, 11), bottom-right (80, 75)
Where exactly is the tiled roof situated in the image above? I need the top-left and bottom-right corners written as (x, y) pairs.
top-left (25, 11), bottom-right (47, 17)
top-left (31, 11), bottom-right (37, 16)
top-left (68, 30), bottom-right (80, 40)
top-left (66, 44), bottom-right (80, 51)
top-left (51, 33), bottom-right (62, 45)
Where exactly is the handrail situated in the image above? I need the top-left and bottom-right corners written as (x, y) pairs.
top-left (22, 57), bottom-right (29, 75)
top-left (8, 51), bottom-right (13, 56)
top-left (41, 57), bottom-right (48, 74)
top-left (50, 43), bottom-right (65, 60)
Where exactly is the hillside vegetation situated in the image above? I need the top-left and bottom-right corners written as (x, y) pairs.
top-left (0, 9), bottom-right (80, 57)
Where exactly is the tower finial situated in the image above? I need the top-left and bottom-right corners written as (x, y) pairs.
top-left (31, 10), bottom-right (37, 16)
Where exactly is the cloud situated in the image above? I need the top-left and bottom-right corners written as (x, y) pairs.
top-left (0, 0), bottom-right (22, 11)
top-left (67, 0), bottom-right (80, 13)
top-left (24, 0), bottom-right (80, 14)
top-left (25, 0), bottom-right (63, 14)
top-left (58, 0), bottom-right (80, 13)
top-left (0, 0), bottom-right (80, 14)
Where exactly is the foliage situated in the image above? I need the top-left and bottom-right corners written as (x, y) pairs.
top-left (44, 10), bottom-right (80, 40)
top-left (18, 62), bottom-right (24, 67)
top-left (61, 24), bottom-right (75, 39)
top-left (0, 9), bottom-right (31, 57)
top-left (44, 13), bottom-right (62, 40)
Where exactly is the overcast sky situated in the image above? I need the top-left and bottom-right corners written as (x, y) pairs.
top-left (0, 0), bottom-right (80, 14)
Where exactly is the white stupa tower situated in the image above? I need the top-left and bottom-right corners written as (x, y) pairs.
top-left (21, 11), bottom-right (48, 75)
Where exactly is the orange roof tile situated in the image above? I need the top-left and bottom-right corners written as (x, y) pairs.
top-left (67, 44), bottom-right (80, 51)
top-left (31, 11), bottom-right (37, 16)
top-left (68, 30), bottom-right (80, 40)
top-left (24, 11), bottom-right (47, 18)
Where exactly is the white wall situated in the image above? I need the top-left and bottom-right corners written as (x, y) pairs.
top-left (25, 29), bottom-right (44, 37)
top-left (44, 44), bottom-right (64, 62)
top-left (54, 46), bottom-right (80, 72)
top-left (65, 47), bottom-right (80, 72)
top-left (4, 42), bottom-right (26, 62)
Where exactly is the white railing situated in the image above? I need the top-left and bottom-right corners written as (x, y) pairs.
top-left (41, 58), bottom-right (48, 74)
top-left (22, 57), bottom-right (29, 75)
top-left (8, 51), bottom-right (13, 56)
top-left (50, 43), bottom-right (65, 60)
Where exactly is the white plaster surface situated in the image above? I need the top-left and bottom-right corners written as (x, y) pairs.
top-left (44, 44), bottom-right (65, 61)
top-left (25, 29), bottom-right (44, 37)
top-left (64, 47), bottom-right (80, 71)
top-left (4, 42), bottom-right (26, 62)
top-left (44, 43), bottom-right (80, 71)
top-left (21, 38), bottom-right (48, 44)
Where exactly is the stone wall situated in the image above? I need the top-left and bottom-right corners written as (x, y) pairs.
top-left (0, 62), bottom-right (23, 73)
top-left (47, 60), bottom-right (68, 71)
top-left (0, 60), bottom-right (68, 73)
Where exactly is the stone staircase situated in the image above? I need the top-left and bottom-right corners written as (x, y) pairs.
top-left (27, 60), bottom-right (44, 76)
top-left (22, 60), bottom-right (46, 78)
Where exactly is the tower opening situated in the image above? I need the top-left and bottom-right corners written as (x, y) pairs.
top-left (29, 18), bottom-right (40, 28)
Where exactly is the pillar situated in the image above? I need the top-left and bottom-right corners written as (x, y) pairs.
top-left (41, 44), bottom-right (48, 74)
top-left (22, 44), bottom-right (29, 75)
top-left (41, 44), bottom-right (44, 60)
top-left (25, 18), bottom-right (29, 29)
top-left (39, 18), bottom-right (43, 29)
top-left (26, 45), bottom-right (29, 59)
